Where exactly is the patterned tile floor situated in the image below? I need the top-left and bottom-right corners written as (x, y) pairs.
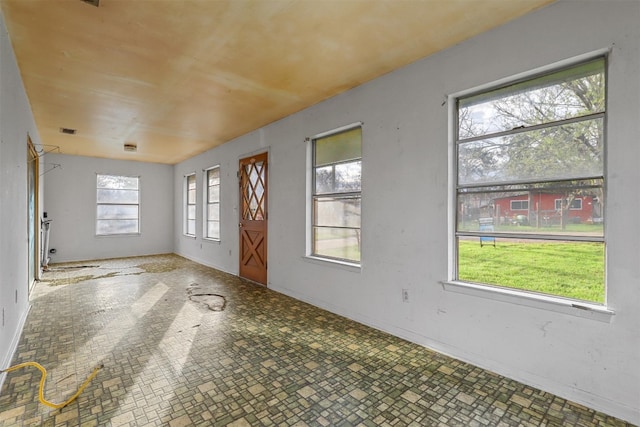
top-left (0, 254), bottom-right (634, 427)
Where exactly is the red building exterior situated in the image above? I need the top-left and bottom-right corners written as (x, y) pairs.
top-left (492, 193), bottom-right (599, 225)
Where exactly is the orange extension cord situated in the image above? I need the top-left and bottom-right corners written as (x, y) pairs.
top-left (1, 361), bottom-right (102, 409)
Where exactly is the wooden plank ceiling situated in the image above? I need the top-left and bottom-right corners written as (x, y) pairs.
top-left (0, 0), bottom-right (553, 164)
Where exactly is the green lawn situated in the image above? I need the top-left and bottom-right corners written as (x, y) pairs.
top-left (314, 228), bottom-right (361, 262)
top-left (460, 222), bottom-right (603, 235)
top-left (319, 244), bottom-right (361, 262)
top-left (458, 240), bottom-right (605, 303)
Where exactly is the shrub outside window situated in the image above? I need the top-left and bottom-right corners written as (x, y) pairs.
top-left (205, 166), bottom-right (220, 240)
top-left (185, 174), bottom-right (196, 236)
top-left (96, 174), bottom-right (139, 235)
top-left (455, 57), bottom-right (606, 304)
top-left (311, 125), bottom-right (362, 263)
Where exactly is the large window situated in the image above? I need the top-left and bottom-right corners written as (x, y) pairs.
top-left (454, 58), bottom-right (606, 303)
top-left (185, 173), bottom-right (196, 236)
top-left (205, 166), bottom-right (220, 240)
top-left (311, 125), bottom-right (362, 263)
top-left (96, 174), bottom-right (139, 235)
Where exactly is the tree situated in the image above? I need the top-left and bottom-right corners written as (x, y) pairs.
top-left (458, 59), bottom-right (605, 229)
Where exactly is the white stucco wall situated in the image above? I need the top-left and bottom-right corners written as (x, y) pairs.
top-left (43, 154), bottom-right (174, 263)
top-left (0, 12), bottom-right (42, 383)
top-left (174, 133), bottom-right (267, 274)
top-left (174, 1), bottom-right (640, 423)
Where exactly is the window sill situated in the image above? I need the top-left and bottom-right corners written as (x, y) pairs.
top-left (202, 238), bottom-right (221, 244)
top-left (183, 234), bottom-right (196, 239)
top-left (96, 233), bottom-right (141, 237)
top-left (441, 280), bottom-right (614, 322)
top-left (303, 255), bottom-right (361, 272)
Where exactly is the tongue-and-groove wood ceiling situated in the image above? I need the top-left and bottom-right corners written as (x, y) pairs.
top-left (0, 0), bottom-right (553, 164)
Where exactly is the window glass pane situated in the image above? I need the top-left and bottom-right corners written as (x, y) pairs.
top-left (313, 227), bottom-right (361, 262)
top-left (457, 186), bottom-right (603, 236)
top-left (207, 203), bottom-right (220, 221)
top-left (97, 174), bottom-right (138, 190)
top-left (206, 167), bottom-right (221, 239)
top-left (315, 127), bottom-right (362, 166)
top-left (208, 185), bottom-right (220, 202)
top-left (456, 59), bottom-right (606, 303)
top-left (96, 174), bottom-right (139, 235)
top-left (187, 205), bottom-right (196, 220)
top-left (97, 189), bottom-right (139, 204)
top-left (97, 219), bottom-right (139, 235)
top-left (314, 196), bottom-right (361, 228)
top-left (97, 204), bottom-right (138, 220)
top-left (315, 161), bottom-right (361, 194)
top-left (335, 161), bottom-right (361, 192)
top-left (458, 118), bottom-right (603, 185)
top-left (208, 168), bottom-right (220, 186)
top-left (459, 58), bottom-right (605, 139)
top-left (207, 220), bottom-right (220, 239)
top-left (187, 220), bottom-right (195, 236)
top-left (510, 200), bottom-right (528, 210)
top-left (458, 237), bottom-right (604, 303)
top-left (312, 126), bottom-right (362, 264)
top-left (187, 175), bottom-right (196, 202)
top-left (555, 198), bottom-right (583, 210)
top-left (315, 166), bottom-right (334, 194)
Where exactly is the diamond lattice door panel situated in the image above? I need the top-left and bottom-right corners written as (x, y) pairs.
top-left (239, 152), bottom-right (268, 285)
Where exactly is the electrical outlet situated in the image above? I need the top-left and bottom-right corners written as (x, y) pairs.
top-left (402, 289), bottom-right (409, 303)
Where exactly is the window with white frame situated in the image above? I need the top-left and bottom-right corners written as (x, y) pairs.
top-left (96, 174), bottom-right (139, 235)
top-left (454, 57), bottom-right (606, 303)
top-left (555, 198), bottom-right (582, 210)
top-left (510, 200), bottom-right (529, 210)
top-left (205, 166), bottom-right (220, 240)
top-left (185, 174), bottom-right (196, 236)
top-left (311, 125), bottom-right (362, 263)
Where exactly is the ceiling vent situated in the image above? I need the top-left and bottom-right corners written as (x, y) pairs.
top-left (124, 143), bottom-right (137, 152)
top-left (80, 0), bottom-right (100, 7)
top-left (59, 127), bottom-right (77, 135)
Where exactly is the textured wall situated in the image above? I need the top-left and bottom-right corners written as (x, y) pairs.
top-left (0, 11), bottom-right (42, 384)
top-left (174, 1), bottom-right (640, 422)
top-left (44, 154), bottom-right (174, 263)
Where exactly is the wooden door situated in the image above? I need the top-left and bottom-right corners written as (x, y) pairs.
top-left (239, 152), bottom-right (268, 285)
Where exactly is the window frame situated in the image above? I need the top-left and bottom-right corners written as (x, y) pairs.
top-left (184, 173), bottom-right (196, 237)
top-left (95, 173), bottom-right (140, 236)
top-left (510, 200), bottom-right (529, 211)
top-left (555, 198), bottom-right (582, 211)
top-left (204, 165), bottom-right (221, 241)
top-left (449, 55), bottom-right (608, 307)
top-left (307, 122), bottom-right (363, 266)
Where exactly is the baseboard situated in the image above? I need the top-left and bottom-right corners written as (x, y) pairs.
top-left (0, 304), bottom-right (31, 393)
top-left (176, 252), bottom-right (236, 277)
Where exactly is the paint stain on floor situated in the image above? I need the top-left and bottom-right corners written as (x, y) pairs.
top-left (187, 283), bottom-right (226, 311)
top-left (40, 254), bottom-right (180, 286)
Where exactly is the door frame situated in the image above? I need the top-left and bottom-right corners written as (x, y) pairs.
top-left (27, 136), bottom-right (40, 292)
top-left (238, 150), bottom-right (269, 285)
